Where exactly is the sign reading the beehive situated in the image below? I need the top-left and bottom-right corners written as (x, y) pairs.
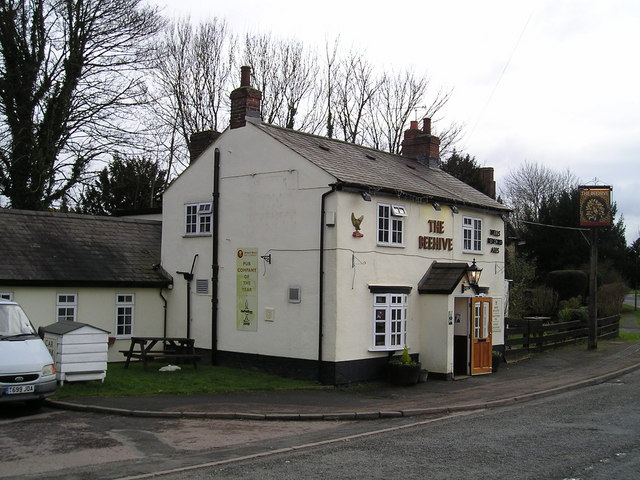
top-left (579, 186), bottom-right (612, 227)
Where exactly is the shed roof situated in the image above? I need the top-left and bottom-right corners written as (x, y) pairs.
top-left (41, 320), bottom-right (109, 335)
top-left (257, 123), bottom-right (508, 212)
top-left (0, 209), bottom-right (171, 287)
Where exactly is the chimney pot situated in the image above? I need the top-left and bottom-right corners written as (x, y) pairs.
top-left (410, 120), bottom-right (419, 130)
top-left (240, 66), bottom-right (251, 87)
top-left (422, 118), bottom-right (431, 134)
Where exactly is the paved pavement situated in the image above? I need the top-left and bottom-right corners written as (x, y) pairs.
top-left (48, 312), bottom-right (640, 421)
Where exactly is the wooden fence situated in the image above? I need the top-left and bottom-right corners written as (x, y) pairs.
top-left (504, 315), bottom-right (620, 362)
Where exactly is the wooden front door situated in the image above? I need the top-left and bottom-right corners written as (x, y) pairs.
top-left (470, 297), bottom-right (493, 375)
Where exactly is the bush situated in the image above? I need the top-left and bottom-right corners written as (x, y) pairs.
top-left (506, 252), bottom-right (536, 318)
top-left (597, 282), bottom-right (629, 316)
top-left (557, 296), bottom-right (588, 323)
top-left (547, 270), bottom-right (588, 300)
top-left (528, 286), bottom-right (558, 317)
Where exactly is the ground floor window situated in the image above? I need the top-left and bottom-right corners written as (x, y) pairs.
top-left (57, 293), bottom-right (77, 321)
top-left (372, 292), bottom-right (408, 350)
top-left (116, 293), bottom-right (135, 337)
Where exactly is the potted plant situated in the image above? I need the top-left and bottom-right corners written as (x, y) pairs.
top-left (387, 345), bottom-right (422, 386)
top-left (492, 350), bottom-right (502, 373)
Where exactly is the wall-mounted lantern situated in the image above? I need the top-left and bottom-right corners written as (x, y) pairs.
top-left (461, 258), bottom-right (482, 293)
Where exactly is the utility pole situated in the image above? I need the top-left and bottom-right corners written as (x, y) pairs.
top-left (588, 228), bottom-right (598, 349)
top-left (579, 185), bottom-right (612, 350)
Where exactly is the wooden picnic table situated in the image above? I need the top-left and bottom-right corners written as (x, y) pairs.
top-left (120, 337), bottom-right (201, 369)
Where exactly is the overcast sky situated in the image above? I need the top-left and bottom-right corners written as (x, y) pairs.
top-left (155, 0), bottom-right (640, 245)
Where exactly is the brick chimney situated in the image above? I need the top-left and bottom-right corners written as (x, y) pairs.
top-left (401, 118), bottom-right (440, 166)
top-left (479, 167), bottom-right (497, 199)
top-left (189, 130), bottom-right (220, 163)
top-left (229, 66), bottom-right (262, 129)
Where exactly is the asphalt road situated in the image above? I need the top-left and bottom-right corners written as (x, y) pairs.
top-left (2, 368), bottom-right (638, 480)
top-left (152, 369), bottom-right (640, 480)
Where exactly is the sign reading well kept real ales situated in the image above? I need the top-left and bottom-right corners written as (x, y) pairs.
top-left (236, 248), bottom-right (258, 331)
top-left (579, 186), bottom-right (612, 227)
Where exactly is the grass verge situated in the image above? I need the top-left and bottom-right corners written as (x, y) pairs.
top-left (620, 304), bottom-right (640, 342)
top-left (52, 362), bottom-right (323, 399)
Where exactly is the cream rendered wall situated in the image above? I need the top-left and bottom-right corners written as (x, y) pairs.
top-left (161, 147), bottom-right (215, 348)
top-left (215, 124), bottom-right (336, 360)
top-left (330, 192), bottom-right (506, 375)
top-left (6, 286), bottom-right (166, 362)
top-left (163, 123), bottom-right (336, 361)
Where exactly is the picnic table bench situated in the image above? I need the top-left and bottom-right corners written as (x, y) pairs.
top-left (120, 337), bottom-right (201, 369)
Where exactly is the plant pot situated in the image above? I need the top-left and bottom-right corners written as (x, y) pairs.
top-left (387, 362), bottom-right (422, 386)
top-left (492, 354), bottom-right (501, 373)
top-left (418, 369), bottom-right (429, 383)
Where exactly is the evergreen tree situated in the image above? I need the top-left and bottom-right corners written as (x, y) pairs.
top-left (441, 151), bottom-right (491, 196)
top-left (78, 156), bottom-right (166, 215)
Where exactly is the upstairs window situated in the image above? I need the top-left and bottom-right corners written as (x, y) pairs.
top-left (377, 203), bottom-right (405, 247)
top-left (185, 202), bottom-right (212, 235)
top-left (463, 216), bottom-right (483, 253)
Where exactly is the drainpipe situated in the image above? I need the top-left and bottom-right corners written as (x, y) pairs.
top-left (318, 185), bottom-right (337, 383)
top-left (159, 288), bottom-right (168, 339)
top-left (211, 148), bottom-right (221, 364)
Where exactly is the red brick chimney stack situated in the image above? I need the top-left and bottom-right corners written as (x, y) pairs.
top-left (189, 130), bottom-right (220, 163)
top-left (230, 66), bottom-right (262, 129)
top-left (401, 117), bottom-right (440, 165)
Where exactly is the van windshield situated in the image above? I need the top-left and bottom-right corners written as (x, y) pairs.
top-left (0, 304), bottom-right (37, 338)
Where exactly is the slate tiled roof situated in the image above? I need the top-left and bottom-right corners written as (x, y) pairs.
top-left (418, 262), bottom-right (469, 294)
top-left (257, 123), bottom-right (508, 212)
top-left (0, 209), bottom-right (170, 287)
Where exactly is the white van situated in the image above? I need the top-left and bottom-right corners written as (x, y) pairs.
top-left (0, 300), bottom-right (57, 406)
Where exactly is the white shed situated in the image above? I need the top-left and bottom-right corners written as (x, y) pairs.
top-left (41, 321), bottom-right (109, 385)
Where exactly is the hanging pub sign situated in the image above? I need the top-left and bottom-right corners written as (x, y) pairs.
top-left (579, 185), bottom-right (612, 227)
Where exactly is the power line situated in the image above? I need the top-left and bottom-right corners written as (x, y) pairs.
top-left (468, 7), bottom-right (536, 140)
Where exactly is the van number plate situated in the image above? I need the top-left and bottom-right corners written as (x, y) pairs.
top-left (4, 385), bottom-right (35, 395)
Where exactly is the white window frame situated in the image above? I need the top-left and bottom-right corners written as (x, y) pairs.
top-left (185, 202), bottom-right (212, 235)
top-left (116, 293), bottom-right (135, 338)
top-left (0, 292), bottom-right (13, 301)
top-left (377, 203), bottom-right (405, 247)
top-left (57, 293), bottom-right (77, 322)
top-left (463, 216), bottom-right (483, 253)
top-left (371, 292), bottom-right (408, 351)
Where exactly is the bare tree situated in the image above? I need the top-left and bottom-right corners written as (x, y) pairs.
top-left (151, 16), bottom-right (236, 173)
top-left (364, 69), bottom-right (428, 153)
top-left (333, 52), bottom-right (382, 144)
top-left (243, 33), bottom-right (321, 132)
top-left (146, 25), bottom-right (462, 181)
top-left (0, 0), bottom-right (163, 209)
top-left (500, 160), bottom-right (579, 229)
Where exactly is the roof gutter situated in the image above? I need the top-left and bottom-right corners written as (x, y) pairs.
top-left (337, 182), bottom-right (510, 214)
